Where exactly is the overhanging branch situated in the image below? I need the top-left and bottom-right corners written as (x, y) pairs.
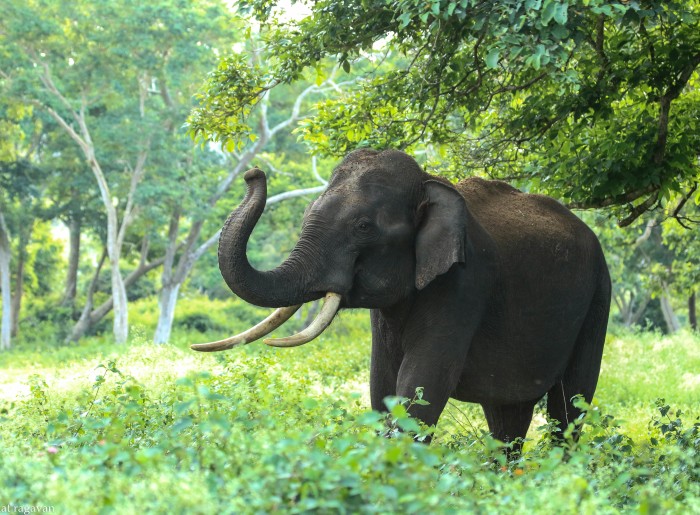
top-left (567, 184), bottom-right (659, 210)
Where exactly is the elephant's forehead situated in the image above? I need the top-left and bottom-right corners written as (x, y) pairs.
top-left (332, 165), bottom-right (419, 191)
top-left (313, 183), bottom-right (410, 219)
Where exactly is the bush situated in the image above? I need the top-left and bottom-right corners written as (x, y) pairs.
top-left (1, 307), bottom-right (698, 512)
top-left (1, 359), bottom-right (698, 513)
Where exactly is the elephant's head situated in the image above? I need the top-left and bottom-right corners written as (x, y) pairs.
top-left (192, 149), bottom-right (469, 351)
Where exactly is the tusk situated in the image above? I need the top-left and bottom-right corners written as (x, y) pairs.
top-left (190, 305), bottom-right (302, 352)
top-left (264, 292), bottom-right (341, 348)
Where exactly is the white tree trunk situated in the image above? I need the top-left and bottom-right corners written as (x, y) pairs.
top-left (110, 257), bottom-right (129, 344)
top-left (37, 64), bottom-right (148, 345)
top-left (0, 213), bottom-right (11, 350)
top-left (660, 292), bottom-right (681, 333)
top-left (660, 282), bottom-right (681, 333)
top-left (154, 283), bottom-right (181, 344)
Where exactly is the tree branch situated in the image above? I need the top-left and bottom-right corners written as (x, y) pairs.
top-left (37, 102), bottom-right (89, 155)
top-left (267, 184), bottom-right (326, 204)
top-left (87, 255), bottom-right (167, 323)
top-left (34, 57), bottom-right (82, 128)
top-left (634, 218), bottom-right (656, 245)
top-left (670, 183), bottom-right (698, 229)
top-left (652, 53), bottom-right (700, 164)
top-left (117, 146), bottom-right (149, 249)
top-left (618, 192), bottom-right (659, 228)
top-left (567, 184), bottom-right (659, 210)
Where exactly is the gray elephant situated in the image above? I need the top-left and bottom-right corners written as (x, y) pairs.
top-left (193, 149), bottom-right (611, 450)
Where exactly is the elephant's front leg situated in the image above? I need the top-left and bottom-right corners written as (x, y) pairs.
top-left (369, 309), bottom-right (404, 412)
top-left (394, 272), bottom-right (482, 429)
top-left (396, 345), bottom-right (468, 428)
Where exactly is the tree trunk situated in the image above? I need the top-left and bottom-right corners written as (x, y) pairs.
top-left (660, 283), bottom-right (681, 333)
top-left (614, 292), bottom-right (633, 326)
top-left (66, 251), bottom-right (165, 342)
top-left (154, 283), bottom-right (181, 344)
top-left (689, 291), bottom-right (697, 331)
top-left (62, 216), bottom-right (81, 306)
top-left (99, 163), bottom-right (129, 345)
top-left (153, 209), bottom-right (180, 344)
top-left (10, 244), bottom-right (24, 338)
top-left (629, 293), bottom-right (651, 327)
top-left (0, 213), bottom-right (11, 350)
top-left (110, 257), bottom-right (129, 344)
top-left (66, 249), bottom-right (107, 343)
top-left (10, 221), bottom-right (33, 337)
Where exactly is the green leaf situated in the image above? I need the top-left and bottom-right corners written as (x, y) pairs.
top-left (551, 24), bottom-right (570, 39)
top-left (396, 417), bottom-right (421, 433)
top-left (485, 48), bottom-right (500, 69)
top-left (554, 3), bottom-right (568, 25)
top-left (541, 0), bottom-right (557, 24)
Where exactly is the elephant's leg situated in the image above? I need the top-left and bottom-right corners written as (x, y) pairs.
top-left (547, 280), bottom-right (609, 441)
top-left (393, 272), bottom-right (480, 433)
top-left (388, 267), bottom-right (483, 440)
top-left (395, 354), bottom-right (463, 429)
top-left (369, 309), bottom-right (403, 412)
top-left (481, 400), bottom-right (537, 457)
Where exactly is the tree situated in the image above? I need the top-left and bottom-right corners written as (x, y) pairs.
top-left (662, 201), bottom-right (700, 330)
top-left (191, 0), bottom-right (700, 226)
top-left (1, 0), bottom-right (238, 343)
top-left (0, 211), bottom-right (10, 350)
top-left (0, 97), bottom-right (45, 348)
top-left (152, 75), bottom-right (334, 343)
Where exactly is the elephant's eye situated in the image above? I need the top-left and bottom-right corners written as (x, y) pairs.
top-left (352, 219), bottom-right (378, 241)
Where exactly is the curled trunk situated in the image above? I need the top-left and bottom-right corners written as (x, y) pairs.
top-left (218, 168), bottom-right (315, 307)
top-left (196, 167), bottom-right (342, 353)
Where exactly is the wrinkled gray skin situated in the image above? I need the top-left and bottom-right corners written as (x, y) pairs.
top-left (219, 149), bottom-right (611, 449)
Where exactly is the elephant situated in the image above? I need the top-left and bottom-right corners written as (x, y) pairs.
top-left (192, 148), bottom-right (611, 451)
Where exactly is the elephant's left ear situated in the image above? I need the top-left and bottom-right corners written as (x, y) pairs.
top-left (415, 180), bottom-right (469, 290)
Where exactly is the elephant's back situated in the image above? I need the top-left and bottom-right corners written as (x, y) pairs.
top-left (456, 176), bottom-right (599, 257)
top-left (456, 176), bottom-right (605, 347)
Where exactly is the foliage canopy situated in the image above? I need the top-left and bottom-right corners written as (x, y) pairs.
top-left (192, 0), bottom-right (700, 224)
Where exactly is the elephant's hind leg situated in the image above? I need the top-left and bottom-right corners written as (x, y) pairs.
top-left (481, 400), bottom-right (537, 457)
top-left (547, 274), bottom-right (610, 441)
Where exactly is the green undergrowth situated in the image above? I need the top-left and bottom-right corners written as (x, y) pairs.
top-left (1, 297), bottom-right (699, 513)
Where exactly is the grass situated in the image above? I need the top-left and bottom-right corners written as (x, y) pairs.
top-left (0, 297), bottom-right (698, 513)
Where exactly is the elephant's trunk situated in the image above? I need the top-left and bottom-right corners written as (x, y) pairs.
top-left (218, 167), bottom-right (317, 308)
top-left (193, 167), bottom-right (341, 353)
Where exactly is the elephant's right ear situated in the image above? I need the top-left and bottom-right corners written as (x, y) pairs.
top-left (415, 180), bottom-right (469, 290)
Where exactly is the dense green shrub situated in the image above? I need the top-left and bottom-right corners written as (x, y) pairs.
top-left (1, 302), bottom-right (698, 513)
top-left (1, 357), bottom-right (698, 513)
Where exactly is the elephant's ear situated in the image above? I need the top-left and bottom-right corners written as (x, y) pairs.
top-left (415, 180), bottom-right (469, 290)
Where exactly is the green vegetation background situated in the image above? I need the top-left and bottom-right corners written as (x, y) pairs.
top-left (1, 297), bottom-right (698, 513)
top-left (2, 0), bottom-right (699, 512)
